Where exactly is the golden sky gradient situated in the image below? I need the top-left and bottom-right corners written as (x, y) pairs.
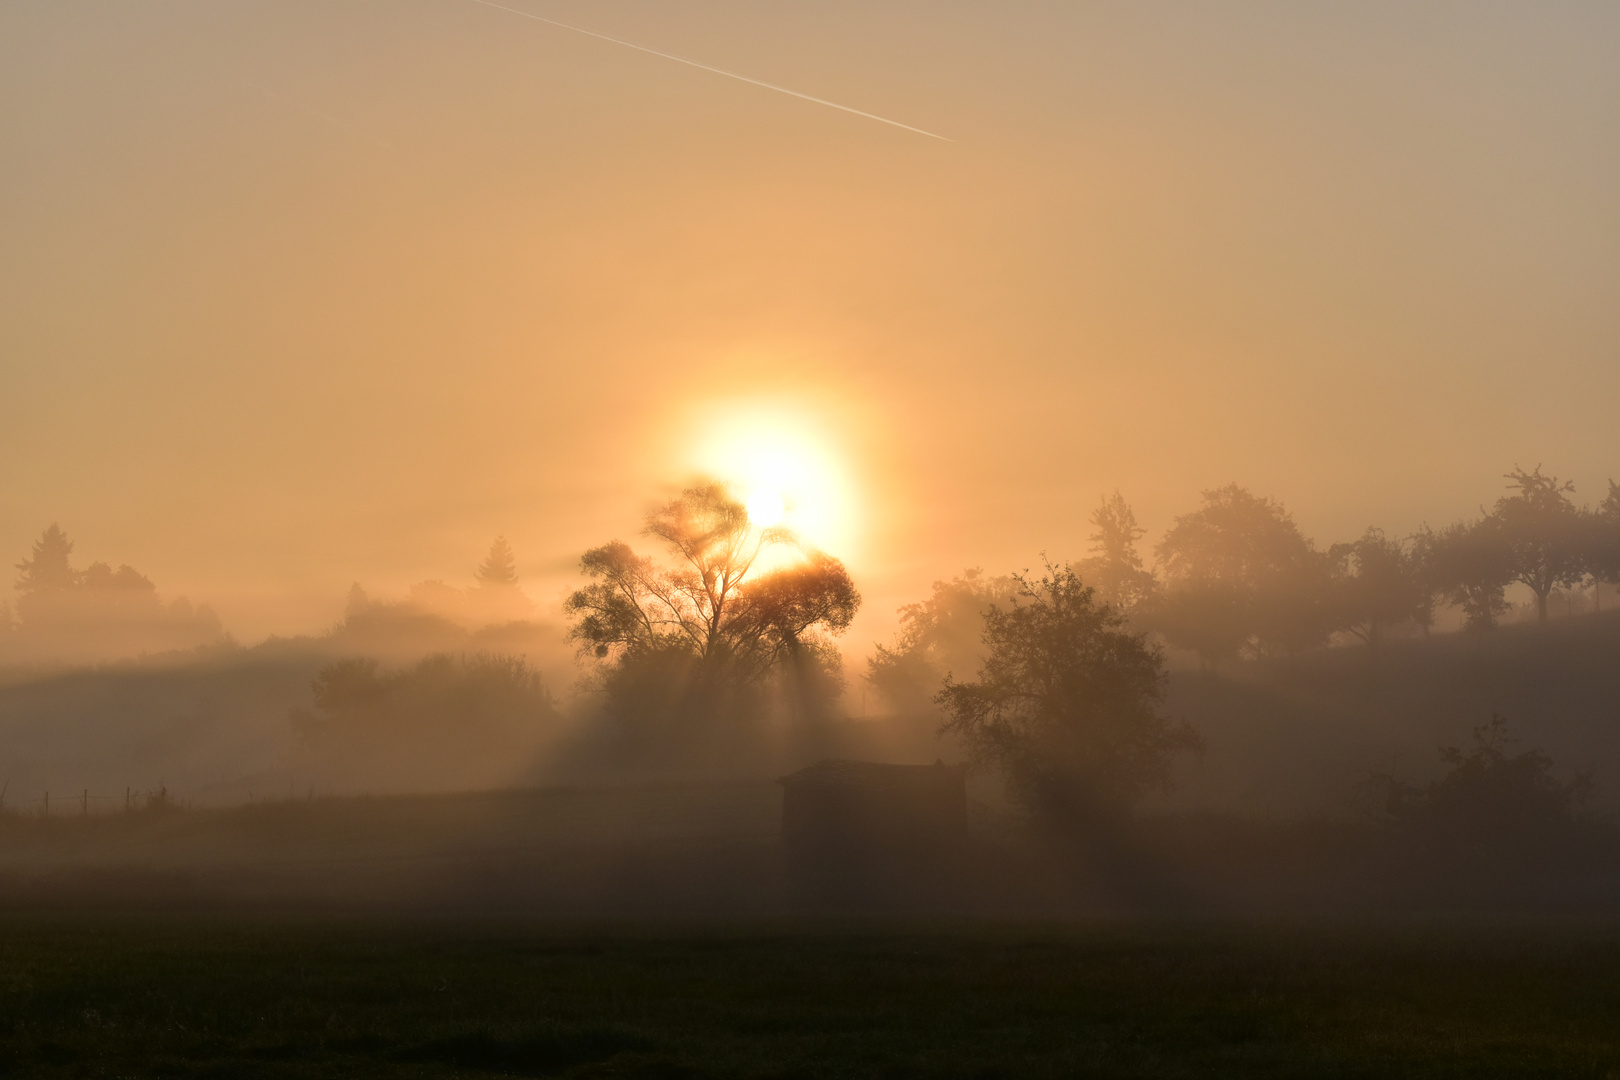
top-left (3, 1), bottom-right (1618, 648)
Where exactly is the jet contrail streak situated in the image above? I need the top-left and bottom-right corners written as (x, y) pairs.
top-left (261, 88), bottom-right (395, 151)
top-left (465, 0), bottom-right (951, 142)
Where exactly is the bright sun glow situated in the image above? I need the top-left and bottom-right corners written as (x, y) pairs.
top-left (744, 489), bottom-right (786, 528)
top-left (685, 403), bottom-right (856, 559)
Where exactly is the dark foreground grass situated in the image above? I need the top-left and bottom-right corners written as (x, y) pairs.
top-left (3, 920), bottom-right (1620, 1079)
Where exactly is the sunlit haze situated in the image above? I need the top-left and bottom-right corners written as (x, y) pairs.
top-left (4, 0), bottom-right (1618, 650)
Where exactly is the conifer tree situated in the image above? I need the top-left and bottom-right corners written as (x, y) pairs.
top-left (14, 524), bottom-right (78, 594)
top-left (476, 536), bottom-right (520, 589)
top-left (1074, 491), bottom-right (1157, 612)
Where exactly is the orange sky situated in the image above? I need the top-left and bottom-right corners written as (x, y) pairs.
top-left (3, 1), bottom-right (1618, 650)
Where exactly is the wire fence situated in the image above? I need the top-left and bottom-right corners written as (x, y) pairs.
top-left (0, 783), bottom-right (177, 816)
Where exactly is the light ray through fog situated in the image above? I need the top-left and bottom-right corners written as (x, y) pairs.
top-left (465, 0), bottom-right (952, 141)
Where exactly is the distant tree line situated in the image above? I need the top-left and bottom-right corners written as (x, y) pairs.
top-left (2, 524), bottom-right (224, 664)
top-left (866, 465), bottom-right (1620, 830)
top-left (1074, 467), bottom-right (1620, 670)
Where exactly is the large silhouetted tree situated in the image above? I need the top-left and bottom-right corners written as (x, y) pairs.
top-left (1490, 466), bottom-right (1586, 625)
top-left (566, 483), bottom-right (859, 749)
top-left (937, 563), bottom-right (1198, 826)
top-left (1149, 484), bottom-right (1329, 667)
top-left (1073, 491), bottom-right (1157, 612)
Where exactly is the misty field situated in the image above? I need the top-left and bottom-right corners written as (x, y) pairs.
top-left (3, 920), bottom-right (1620, 1079)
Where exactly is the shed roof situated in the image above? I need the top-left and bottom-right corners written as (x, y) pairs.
top-left (780, 759), bottom-right (966, 787)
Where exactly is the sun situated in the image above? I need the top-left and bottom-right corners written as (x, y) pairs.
top-left (685, 404), bottom-right (854, 556)
top-left (744, 489), bottom-right (786, 528)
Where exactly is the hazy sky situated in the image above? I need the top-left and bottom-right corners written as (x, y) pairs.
top-left (4, 0), bottom-right (1618, 647)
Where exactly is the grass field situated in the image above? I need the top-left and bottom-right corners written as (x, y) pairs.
top-left (4, 920), bottom-right (1620, 1078)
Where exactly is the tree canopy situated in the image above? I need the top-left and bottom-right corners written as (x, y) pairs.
top-left (1149, 484), bottom-right (1329, 666)
top-left (1491, 467), bottom-right (1587, 625)
top-left (1328, 527), bottom-right (1430, 648)
top-left (937, 563), bottom-right (1198, 826)
top-left (565, 483), bottom-right (860, 744)
top-left (1419, 519), bottom-right (1514, 631)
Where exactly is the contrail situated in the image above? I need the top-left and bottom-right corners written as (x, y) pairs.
top-left (260, 88), bottom-right (395, 151)
top-left (465, 0), bottom-right (951, 142)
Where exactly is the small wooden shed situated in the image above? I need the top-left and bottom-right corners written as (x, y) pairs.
top-left (779, 759), bottom-right (968, 855)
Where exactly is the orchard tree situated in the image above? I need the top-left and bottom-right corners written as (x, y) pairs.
top-left (1073, 491), bottom-right (1157, 612)
top-left (1591, 481), bottom-right (1620, 611)
top-left (1490, 466), bottom-right (1586, 625)
top-left (1420, 519), bottom-right (1513, 630)
top-left (1327, 527), bottom-right (1430, 648)
top-left (1149, 484), bottom-right (1330, 667)
top-left (937, 563), bottom-right (1199, 827)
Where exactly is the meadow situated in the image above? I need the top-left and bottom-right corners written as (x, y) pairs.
top-left (3, 919), bottom-right (1620, 1078)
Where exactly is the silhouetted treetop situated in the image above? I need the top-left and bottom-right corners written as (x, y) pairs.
top-left (1074, 491), bottom-right (1157, 612)
top-left (1490, 466), bottom-right (1586, 626)
top-left (14, 524), bottom-right (77, 594)
top-left (1148, 485), bottom-right (1329, 665)
top-left (1418, 519), bottom-right (1512, 631)
top-left (565, 482), bottom-right (859, 685)
top-left (1592, 481), bottom-right (1620, 597)
top-left (5, 525), bottom-right (223, 663)
top-left (476, 536), bottom-right (520, 589)
top-left (1328, 527), bottom-right (1430, 649)
top-left (1155, 485), bottom-right (1315, 585)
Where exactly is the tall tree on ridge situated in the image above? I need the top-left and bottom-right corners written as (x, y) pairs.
top-left (1420, 519), bottom-right (1513, 630)
top-left (1328, 527), bottom-right (1430, 649)
top-left (1490, 466), bottom-right (1586, 625)
top-left (1150, 484), bottom-right (1329, 668)
top-left (1073, 491), bottom-right (1157, 613)
top-left (1585, 480), bottom-right (1620, 613)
